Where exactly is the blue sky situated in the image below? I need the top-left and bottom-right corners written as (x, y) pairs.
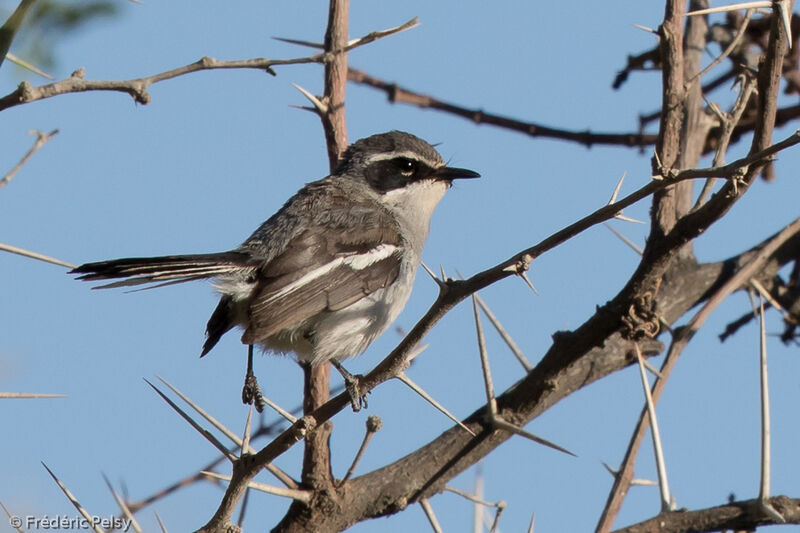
top-left (2, 2), bottom-right (800, 532)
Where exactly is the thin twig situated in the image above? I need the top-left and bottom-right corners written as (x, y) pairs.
top-left (340, 415), bottom-right (382, 484)
top-left (694, 73), bottom-right (757, 209)
top-left (686, 9), bottom-right (755, 87)
top-left (0, 129), bottom-right (59, 191)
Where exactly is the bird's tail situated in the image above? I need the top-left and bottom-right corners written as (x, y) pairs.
top-left (70, 252), bottom-right (252, 290)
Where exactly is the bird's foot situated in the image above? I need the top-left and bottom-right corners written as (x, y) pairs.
top-left (242, 372), bottom-right (266, 413)
top-left (332, 361), bottom-right (369, 412)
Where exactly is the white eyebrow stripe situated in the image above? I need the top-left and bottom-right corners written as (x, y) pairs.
top-left (262, 244), bottom-right (399, 304)
top-left (363, 151), bottom-right (442, 168)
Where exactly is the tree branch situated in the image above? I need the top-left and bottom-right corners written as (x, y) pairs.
top-left (0, 20), bottom-right (416, 113)
top-left (347, 68), bottom-right (657, 148)
top-left (611, 496), bottom-right (800, 533)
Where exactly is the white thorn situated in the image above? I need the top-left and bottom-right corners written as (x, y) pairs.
top-left (608, 172), bottom-right (627, 205)
top-left (604, 223), bottom-right (644, 256)
top-left (634, 345), bottom-right (672, 512)
top-left (631, 23), bottom-right (658, 35)
top-left (396, 372), bottom-right (476, 436)
top-left (777, 0), bottom-right (793, 50)
top-left (614, 213), bottom-right (646, 224)
top-left (491, 416), bottom-right (576, 457)
top-left (520, 271), bottom-right (539, 295)
top-left (686, 1), bottom-right (770, 16)
top-left (291, 83), bottom-right (327, 114)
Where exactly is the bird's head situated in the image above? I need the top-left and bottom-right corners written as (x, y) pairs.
top-left (336, 131), bottom-right (480, 195)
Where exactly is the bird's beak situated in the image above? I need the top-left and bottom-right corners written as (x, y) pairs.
top-left (433, 166), bottom-right (481, 180)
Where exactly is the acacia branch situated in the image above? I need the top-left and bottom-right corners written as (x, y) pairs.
top-left (597, 216), bottom-right (800, 531)
top-left (295, 0), bottom-right (350, 511)
top-left (347, 68), bottom-right (657, 148)
top-left (0, 20), bottom-right (416, 112)
top-left (193, 121), bottom-right (800, 532)
top-left (611, 496), bottom-right (800, 533)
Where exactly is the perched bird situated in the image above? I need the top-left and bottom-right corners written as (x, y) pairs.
top-left (71, 131), bottom-right (480, 411)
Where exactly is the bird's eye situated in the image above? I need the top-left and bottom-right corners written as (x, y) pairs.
top-left (394, 158), bottom-right (417, 175)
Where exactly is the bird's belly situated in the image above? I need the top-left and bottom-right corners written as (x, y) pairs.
top-left (261, 261), bottom-right (417, 365)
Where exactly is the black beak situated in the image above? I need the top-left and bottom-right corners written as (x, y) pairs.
top-left (433, 166), bottom-right (481, 180)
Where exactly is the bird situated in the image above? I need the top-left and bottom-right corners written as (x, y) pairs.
top-left (70, 131), bottom-right (480, 411)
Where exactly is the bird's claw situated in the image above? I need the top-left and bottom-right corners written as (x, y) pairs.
top-left (242, 372), bottom-right (266, 413)
top-left (343, 373), bottom-right (369, 412)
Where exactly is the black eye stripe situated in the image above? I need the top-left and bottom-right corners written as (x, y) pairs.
top-left (364, 158), bottom-right (436, 193)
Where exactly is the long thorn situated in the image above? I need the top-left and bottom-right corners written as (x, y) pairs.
top-left (420, 261), bottom-right (446, 288)
top-left (527, 511), bottom-right (536, 533)
top-left (102, 474), bottom-right (143, 533)
top-left (474, 292), bottom-right (533, 371)
top-left (608, 172), bottom-right (627, 204)
top-left (0, 392), bottom-right (66, 398)
top-left (0, 242), bottom-right (75, 269)
top-left (154, 512), bottom-right (169, 533)
top-left (157, 375), bottom-right (255, 453)
top-left (491, 417), bottom-right (576, 457)
top-left (420, 499), bottom-right (443, 533)
top-left (777, 0), bottom-right (793, 49)
top-left (634, 345), bottom-right (671, 511)
top-left (604, 223), bottom-right (644, 256)
top-left (291, 83), bottom-right (327, 114)
top-left (41, 463), bottom-right (104, 533)
top-left (754, 292), bottom-right (785, 522)
top-left (144, 379), bottom-right (237, 462)
top-left (242, 404), bottom-right (254, 454)
top-left (0, 501), bottom-right (24, 533)
top-left (473, 295), bottom-right (497, 415)
top-left (201, 471), bottom-right (311, 503)
top-left (686, 1), bottom-right (770, 16)
top-left (397, 373), bottom-right (476, 436)
top-left (445, 485), bottom-right (502, 508)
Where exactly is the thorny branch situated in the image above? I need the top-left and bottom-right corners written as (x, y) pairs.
top-left (0, 19), bottom-right (417, 112)
top-left (347, 67), bottom-right (657, 148)
top-left (611, 496), bottom-right (800, 533)
top-left (11, 2), bottom-right (800, 532)
top-left (193, 119), bottom-right (800, 530)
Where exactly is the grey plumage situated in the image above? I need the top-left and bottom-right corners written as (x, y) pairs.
top-left (71, 131), bottom-right (479, 368)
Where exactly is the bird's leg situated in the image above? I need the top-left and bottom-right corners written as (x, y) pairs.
top-left (242, 345), bottom-right (266, 413)
top-left (331, 360), bottom-right (368, 412)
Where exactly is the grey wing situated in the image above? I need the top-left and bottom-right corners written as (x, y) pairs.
top-left (241, 211), bottom-right (403, 345)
